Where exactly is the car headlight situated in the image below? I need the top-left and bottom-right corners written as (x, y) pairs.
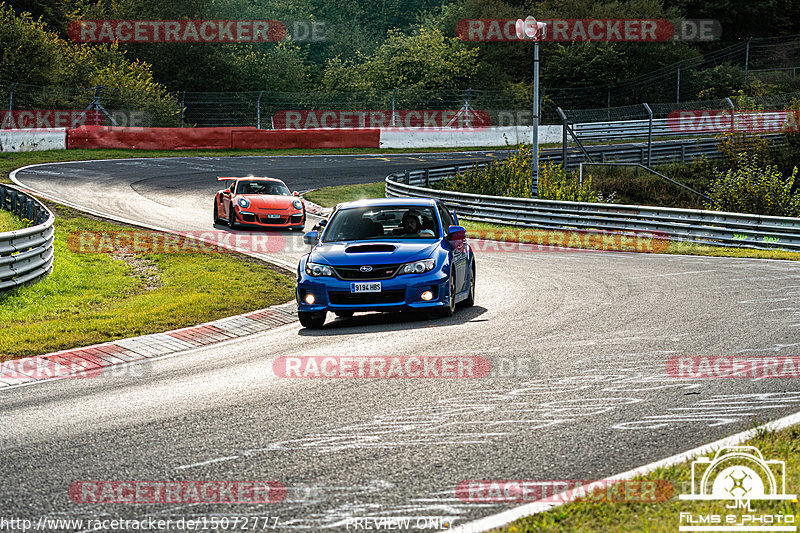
top-left (399, 258), bottom-right (435, 275)
top-left (305, 262), bottom-right (334, 276)
top-left (238, 198), bottom-right (250, 208)
top-left (293, 200), bottom-right (303, 210)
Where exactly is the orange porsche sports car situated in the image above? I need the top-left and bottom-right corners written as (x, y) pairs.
top-left (213, 176), bottom-right (306, 230)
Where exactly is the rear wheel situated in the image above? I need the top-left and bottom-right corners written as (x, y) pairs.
top-left (213, 201), bottom-right (221, 224)
top-left (299, 311), bottom-right (326, 329)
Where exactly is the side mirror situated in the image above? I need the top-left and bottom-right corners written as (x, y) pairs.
top-left (223, 189), bottom-right (231, 194)
top-left (446, 225), bottom-right (466, 250)
top-left (303, 230), bottom-right (319, 246)
top-left (293, 191), bottom-right (299, 196)
top-left (313, 219), bottom-right (328, 231)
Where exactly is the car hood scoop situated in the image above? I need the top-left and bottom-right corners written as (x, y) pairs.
top-left (345, 244), bottom-right (396, 253)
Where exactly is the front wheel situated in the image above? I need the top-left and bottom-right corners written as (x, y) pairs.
top-left (462, 263), bottom-right (475, 307)
top-left (438, 274), bottom-right (457, 317)
top-left (299, 311), bottom-right (326, 329)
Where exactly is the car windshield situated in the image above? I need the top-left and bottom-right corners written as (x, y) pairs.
top-left (236, 180), bottom-right (290, 196)
top-left (322, 206), bottom-right (439, 242)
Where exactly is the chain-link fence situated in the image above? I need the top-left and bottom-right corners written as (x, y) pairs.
top-left (4, 34), bottom-right (800, 129)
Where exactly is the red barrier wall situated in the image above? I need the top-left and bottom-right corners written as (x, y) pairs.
top-left (67, 126), bottom-right (256, 150)
top-left (67, 126), bottom-right (380, 150)
top-left (231, 129), bottom-right (380, 149)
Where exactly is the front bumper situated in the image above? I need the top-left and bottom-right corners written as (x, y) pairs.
top-left (236, 210), bottom-right (305, 229)
top-left (296, 270), bottom-right (450, 313)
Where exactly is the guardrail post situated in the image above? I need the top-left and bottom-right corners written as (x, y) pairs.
top-left (643, 102), bottom-right (653, 166)
top-left (26, 199), bottom-right (33, 221)
top-left (680, 145), bottom-right (686, 163)
top-left (424, 169), bottom-right (430, 187)
top-left (404, 170), bottom-right (410, 184)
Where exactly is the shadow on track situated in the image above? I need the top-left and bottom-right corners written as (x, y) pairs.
top-left (297, 306), bottom-right (488, 337)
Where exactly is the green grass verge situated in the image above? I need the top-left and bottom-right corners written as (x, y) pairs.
top-left (0, 210), bottom-right (27, 232)
top-left (304, 181), bottom-right (387, 207)
top-left (493, 424), bottom-right (800, 532)
top-left (303, 181), bottom-right (800, 261)
top-left (0, 204), bottom-right (295, 359)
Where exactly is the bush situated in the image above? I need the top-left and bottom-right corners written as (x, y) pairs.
top-left (436, 145), bottom-right (598, 202)
top-left (705, 153), bottom-right (800, 216)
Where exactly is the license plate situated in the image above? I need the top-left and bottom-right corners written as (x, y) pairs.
top-left (267, 214), bottom-right (280, 219)
top-left (351, 282), bottom-right (381, 293)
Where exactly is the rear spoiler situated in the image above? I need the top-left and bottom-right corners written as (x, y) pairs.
top-left (217, 177), bottom-right (238, 182)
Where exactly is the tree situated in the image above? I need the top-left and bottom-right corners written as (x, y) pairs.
top-left (322, 27), bottom-right (480, 98)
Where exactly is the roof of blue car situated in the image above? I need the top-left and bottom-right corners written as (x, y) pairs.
top-left (336, 197), bottom-right (435, 209)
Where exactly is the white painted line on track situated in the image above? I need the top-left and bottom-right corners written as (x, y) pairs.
top-left (449, 410), bottom-right (800, 533)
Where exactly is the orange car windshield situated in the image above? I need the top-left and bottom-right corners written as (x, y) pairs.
top-left (236, 180), bottom-right (290, 196)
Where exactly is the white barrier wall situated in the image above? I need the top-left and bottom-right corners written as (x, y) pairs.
top-left (379, 125), bottom-right (563, 149)
top-left (0, 128), bottom-right (67, 152)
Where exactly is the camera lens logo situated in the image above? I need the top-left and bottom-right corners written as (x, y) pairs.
top-left (679, 446), bottom-right (797, 532)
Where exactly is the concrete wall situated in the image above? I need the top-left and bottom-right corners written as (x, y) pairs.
top-left (379, 125), bottom-right (562, 149)
top-left (0, 128), bottom-right (67, 152)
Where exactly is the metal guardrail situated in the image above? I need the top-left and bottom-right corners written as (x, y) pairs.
top-left (385, 140), bottom-right (800, 251)
top-left (571, 112), bottom-right (792, 143)
top-left (0, 185), bottom-right (55, 292)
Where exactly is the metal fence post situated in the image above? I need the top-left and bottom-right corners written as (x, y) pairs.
top-left (676, 62), bottom-right (681, 103)
top-left (8, 82), bottom-right (17, 111)
top-left (643, 102), bottom-right (653, 166)
top-left (391, 88), bottom-right (398, 127)
top-left (725, 97), bottom-right (735, 131)
top-left (257, 91), bottom-right (264, 129)
top-left (744, 38), bottom-right (752, 85)
top-left (180, 92), bottom-right (185, 127)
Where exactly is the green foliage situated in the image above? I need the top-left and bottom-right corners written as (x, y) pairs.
top-left (716, 130), bottom-right (773, 168)
top-left (436, 145), bottom-right (599, 202)
top-left (323, 27), bottom-right (480, 96)
top-left (0, 2), bottom-right (180, 125)
top-left (705, 153), bottom-right (800, 216)
top-left (0, 3), bottom-right (63, 84)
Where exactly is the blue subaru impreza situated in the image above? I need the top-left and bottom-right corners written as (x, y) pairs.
top-left (296, 197), bottom-right (476, 329)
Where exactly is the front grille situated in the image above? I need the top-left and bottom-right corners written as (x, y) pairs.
top-left (328, 290), bottom-right (406, 305)
top-left (259, 217), bottom-right (287, 224)
top-left (290, 214), bottom-right (303, 223)
top-left (241, 213), bottom-right (256, 222)
top-left (332, 264), bottom-right (401, 281)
